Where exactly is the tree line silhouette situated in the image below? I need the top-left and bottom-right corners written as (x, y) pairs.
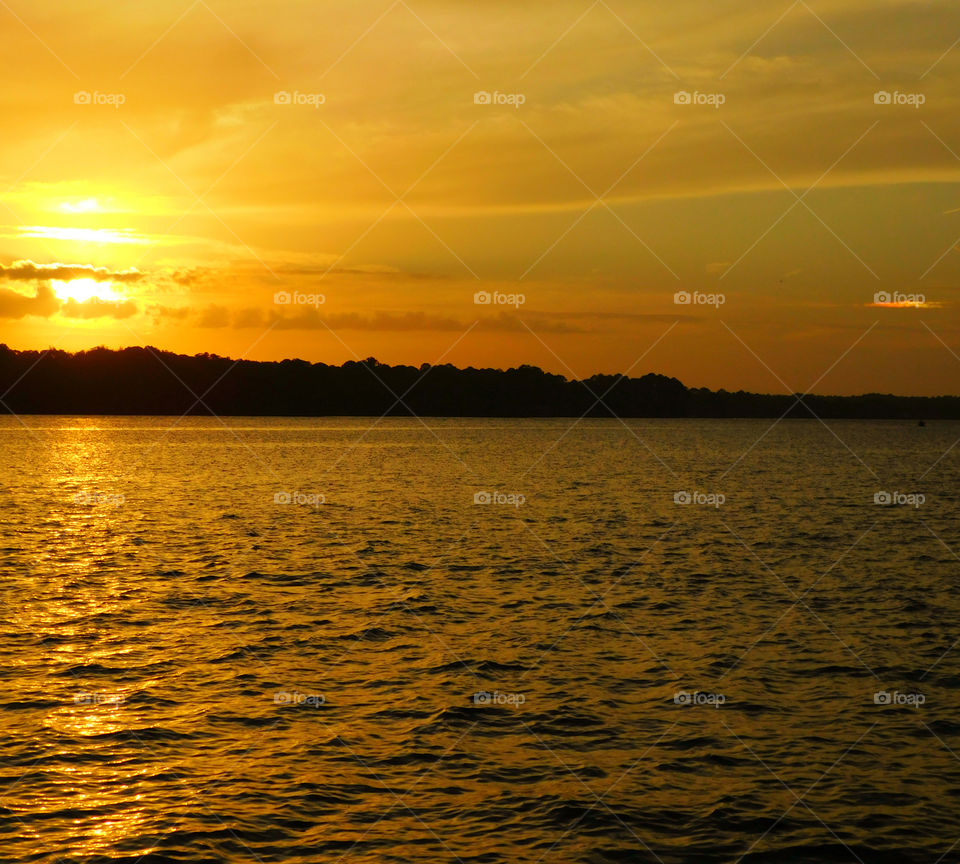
top-left (0, 344), bottom-right (956, 418)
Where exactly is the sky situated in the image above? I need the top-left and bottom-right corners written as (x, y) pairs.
top-left (1, 0), bottom-right (959, 395)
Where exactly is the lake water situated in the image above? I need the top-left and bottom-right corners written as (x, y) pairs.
top-left (1, 417), bottom-right (958, 863)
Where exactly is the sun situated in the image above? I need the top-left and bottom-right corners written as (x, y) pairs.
top-left (51, 278), bottom-right (121, 303)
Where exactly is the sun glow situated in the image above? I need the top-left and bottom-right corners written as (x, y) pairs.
top-left (19, 226), bottom-right (145, 245)
top-left (51, 278), bottom-right (121, 303)
top-left (60, 198), bottom-right (100, 213)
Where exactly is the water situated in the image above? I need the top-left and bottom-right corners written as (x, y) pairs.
top-left (1, 417), bottom-right (957, 863)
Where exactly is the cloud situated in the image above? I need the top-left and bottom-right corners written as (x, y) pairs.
top-left (706, 262), bottom-right (732, 275)
top-left (147, 304), bottom-right (191, 321)
top-left (60, 298), bottom-right (138, 319)
top-left (866, 301), bottom-right (942, 309)
top-left (145, 299), bottom-right (702, 333)
top-left (233, 307), bottom-right (265, 328)
top-left (173, 305), bottom-right (697, 333)
top-left (268, 309), bottom-right (466, 332)
top-left (0, 260), bottom-right (145, 283)
top-left (0, 261), bottom-right (144, 318)
top-left (169, 268), bottom-right (207, 286)
top-left (197, 305), bottom-right (232, 328)
top-left (259, 308), bottom-right (589, 333)
top-left (0, 283), bottom-right (59, 319)
top-left (15, 227), bottom-right (147, 245)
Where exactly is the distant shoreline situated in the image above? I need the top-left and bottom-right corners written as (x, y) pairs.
top-left (1, 345), bottom-right (957, 419)
top-left (0, 415), bottom-right (955, 422)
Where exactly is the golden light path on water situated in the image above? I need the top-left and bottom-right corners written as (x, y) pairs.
top-left (13, 426), bottom-right (150, 857)
top-left (0, 417), bottom-right (957, 863)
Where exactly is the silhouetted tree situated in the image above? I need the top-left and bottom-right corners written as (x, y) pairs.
top-left (0, 344), bottom-right (953, 418)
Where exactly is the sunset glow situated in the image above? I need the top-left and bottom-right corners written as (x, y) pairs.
top-left (59, 198), bottom-right (100, 214)
top-left (51, 278), bottom-right (120, 304)
top-left (17, 227), bottom-right (145, 245)
top-left (2, 5), bottom-right (959, 864)
top-left (0, 1), bottom-right (957, 394)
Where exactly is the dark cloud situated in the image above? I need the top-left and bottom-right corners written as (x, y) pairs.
top-left (60, 298), bottom-right (138, 319)
top-left (259, 309), bottom-right (688, 333)
top-left (0, 262), bottom-right (145, 319)
top-left (268, 309), bottom-right (466, 332)
top-left (147, 304), bottom-right (191, 320)
top-left (233, 307), bottom-right (265, 328)
top-left (0, 283), bottom-right (59, 319)
top-left (149, 303), bottom-right (698, 334)
top-left (197, 305), bottom-right (231, 328)
top-left (0, 260), bottom-right (144, 283)
top-left (169, 267), bottom-right (208, 287)
top-left (209, 307), bottom-right (589, 333)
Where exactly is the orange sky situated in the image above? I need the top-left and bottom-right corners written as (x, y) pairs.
top-left (1, 0), bottom-right (959, 394)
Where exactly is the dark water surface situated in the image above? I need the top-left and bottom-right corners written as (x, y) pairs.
top-left (1, 417), bottom-right (958, 863)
